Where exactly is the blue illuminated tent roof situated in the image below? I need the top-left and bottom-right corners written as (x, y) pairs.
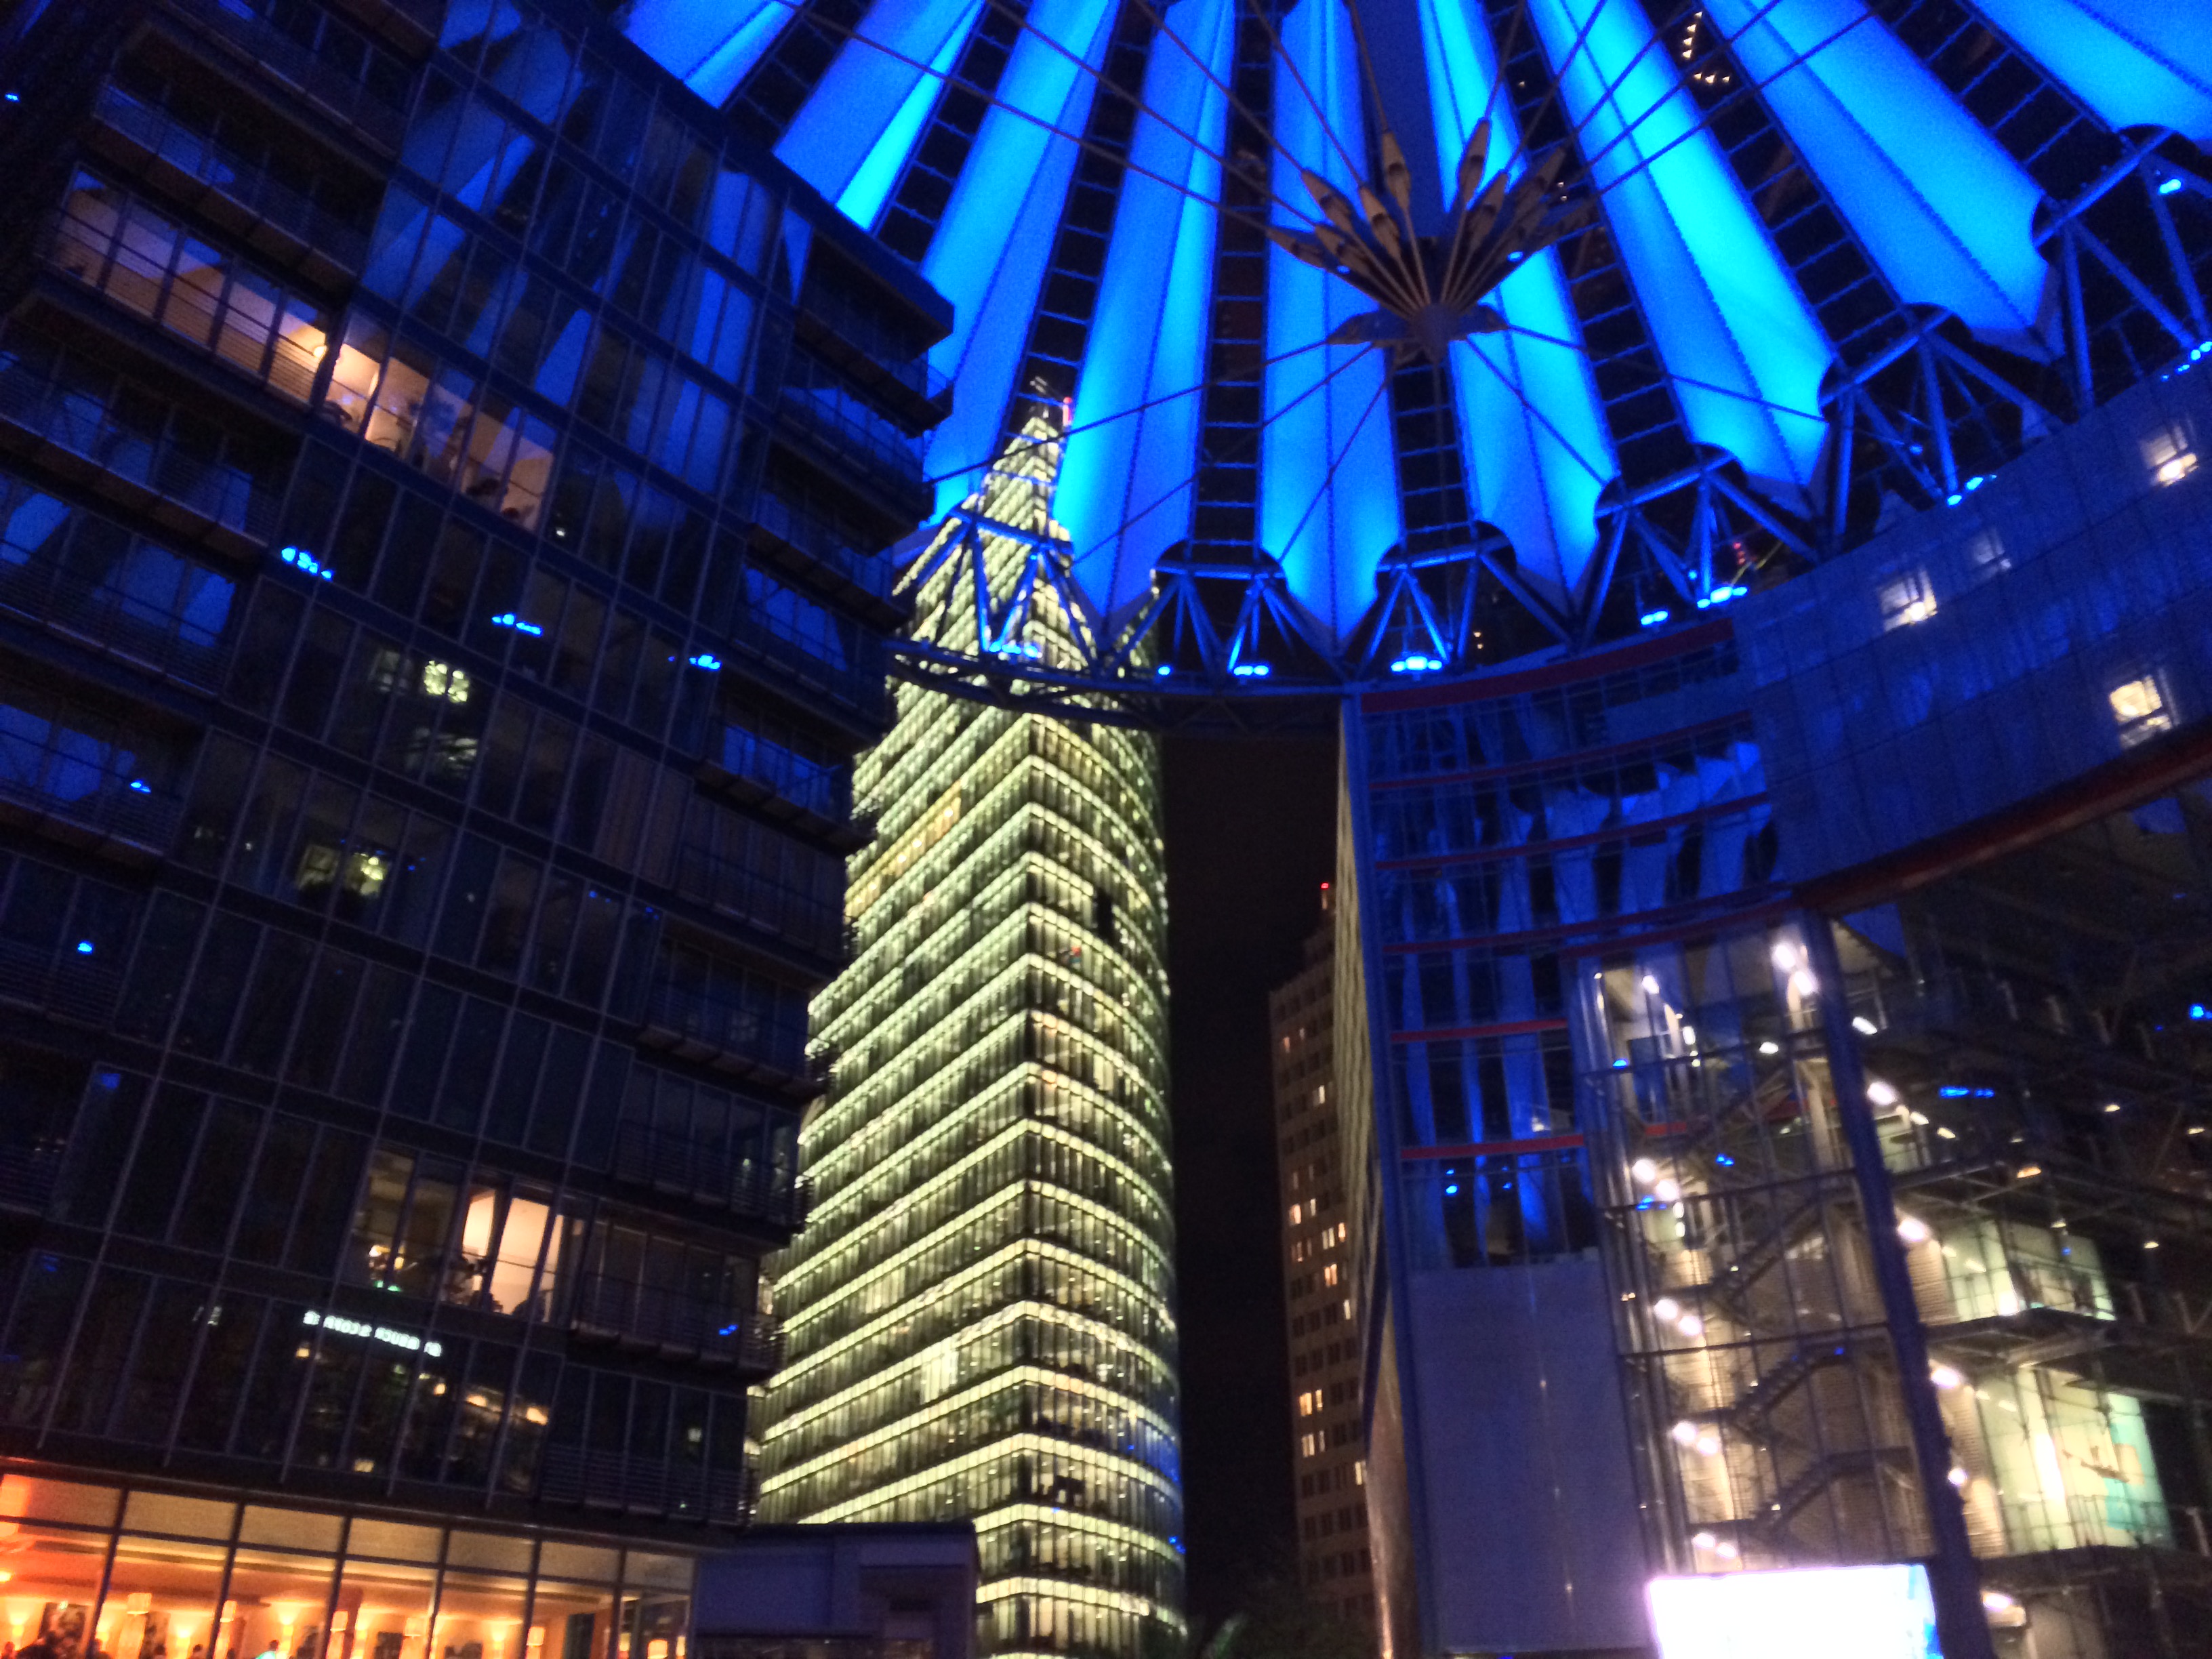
top-left (624, 0), bottom-right (2212, 700)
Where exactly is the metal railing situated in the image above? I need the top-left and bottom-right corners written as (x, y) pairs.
top-left (774, 379), bottom-right (928, 493)
top-left (0, 558), bottom-right (232, 691)
top-left (750, 488), bottom-right (895, 600)
top-left (724, 604), bottom-right (890, 724)
top-left (567, 1272), bottom-right (785, 1369)
top-left (642, 979), bottom-right (813, 1075)
top-left (796, 283), bottom-right (948, 406)
top-left (41, 205), bottom-right (325, 407)
top-left (667, 843), bottom-right (846, 957)
top-left (0, 355), bottom-right (279, 542)
top-left (0, 1144), bottom-right (63, 1213)
top-left (609, 1126), bottom-right (810, 1229)
top-left (712, 720), bottom-right (853, 822)
top-left (164, 0), bottom-right (409, 150)
top-left (89, 82), bottom-right (369, 268)
top-left (1992, 1493), bottom-right (2205, 1558)
top-left (0, 937), bottom-right (123, 1024)
top-left (0, 747), bottom-right (180, 853)
top-left (537, 1446), bottom-right (756, 1523)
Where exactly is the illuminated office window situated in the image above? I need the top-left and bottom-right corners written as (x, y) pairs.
top-left (2143, 424), bottom-right (2199, 487)
top-left (2110, 675), bottom-right (2174, 747)
top-left (756, 416), bottom-right (1183, 1658)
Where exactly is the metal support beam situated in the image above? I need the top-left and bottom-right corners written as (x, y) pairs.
top-left (1805, 918), bottom-right (1998, 1659)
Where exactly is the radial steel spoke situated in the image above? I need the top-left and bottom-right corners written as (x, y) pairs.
top-left (922, 333), bottom-right (1345, 488)
top-left (1078, 342), bottom-right (1382, 581)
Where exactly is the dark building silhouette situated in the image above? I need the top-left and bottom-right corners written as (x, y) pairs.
top-left (1268, 884), bottom-right (1374, 1637)
top-left (0, 0), bottom-right (945, 1645)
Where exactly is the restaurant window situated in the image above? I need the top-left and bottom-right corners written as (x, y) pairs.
top-left (0, 1477), bottom-right (687, 1659)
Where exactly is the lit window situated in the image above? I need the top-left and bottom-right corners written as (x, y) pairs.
top-left (422, 660), bottom-right (472, 703)
top-left (2110, 675), bottom-right (2175, 748)
top-left (1877, 570), bottom-right (1937, 630)
top-left (2144, 425), bottom-right (2199, 487)
top-left (1322, 1263), bottom-right (1339, 1287)
top-left (1965, 527), bottom-right (2008, 579)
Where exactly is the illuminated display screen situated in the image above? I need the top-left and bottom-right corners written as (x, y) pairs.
top-left (1647, 1564), bottom-right (1943, 1659)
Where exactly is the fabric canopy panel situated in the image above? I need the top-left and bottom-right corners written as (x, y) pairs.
top-left (626, 0), bottom-right (2207, 655)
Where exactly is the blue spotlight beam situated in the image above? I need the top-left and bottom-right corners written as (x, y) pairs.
top-left (772, 0), bottom-right (989, 224)
top-left (619, 0), bottom-right (799, 104)
top-left (1081, 345), bottom-right (1391, 661)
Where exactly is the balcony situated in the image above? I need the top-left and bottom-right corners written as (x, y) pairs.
top-left (0, 348), bottom-right (281, 555)
top-left (0, 724), bottom-right (181, 861)
top-left (639, 981), bottom-right (821, 1091)
top-left (87, 82), bottom-right (369, 287)
top-left (747, 487), bottom-right (900, 614)
top-left (41, 190), bottom-right (332, 410)
top-left (721, 607), bottom-right (890, 730)
top-left (0, 553), bottom-right (235, 694)
top-left (792, 285), bottom-right (951, 435)
top-left (772, 377), bottom-right (932, 522)
top-left (1986, 1492), bottom-right (2211, 1563)
top-left (537, 1446), bottom-right (756, 1523)
top-left (567, 1271), bottom-right (787, 1371)
top-left (666, 844), bottom-right (851, 963)
top-left (0, 936), bottom-right (124, 1025)
top-left (0, 1143), bottom-right (64, 1215)
top-left (609, 1126), bottom-right (811, 1231)
top-left (698, 721), bottom-right (869, 852)
top-left (160, 0), bottom-right (413, 152)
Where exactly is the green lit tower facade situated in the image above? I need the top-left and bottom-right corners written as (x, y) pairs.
top-left (756, 414), bottom-right (1185, 1659)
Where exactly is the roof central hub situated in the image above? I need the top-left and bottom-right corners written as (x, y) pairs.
top-left (1269, 121), bottom-right (1591, 368)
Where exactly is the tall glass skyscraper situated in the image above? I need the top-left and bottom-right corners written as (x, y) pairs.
top-left (0, 0), bottom-right (947, 1651)
top-left (756, 417), bottom-right (1185, 1659)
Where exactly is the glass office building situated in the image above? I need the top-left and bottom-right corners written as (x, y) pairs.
top-left (0, 0), bottom-right (947, 1647)
top-left (756, 416), bottom-right (1183, 1659)
top-left (1340, 360), bottom-right (2212, 1659)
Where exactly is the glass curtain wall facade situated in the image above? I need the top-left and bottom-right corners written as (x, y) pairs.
top-left (1339, 346), bottom-right (2212, 1659)
top-left (757, 416), bottom-right (1183, 1659)
top-left (0, 0), bottom-right (945, 1617)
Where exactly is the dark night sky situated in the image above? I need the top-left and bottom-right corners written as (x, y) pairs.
top-left (1162, 730), bottom-right (1340, 1626)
